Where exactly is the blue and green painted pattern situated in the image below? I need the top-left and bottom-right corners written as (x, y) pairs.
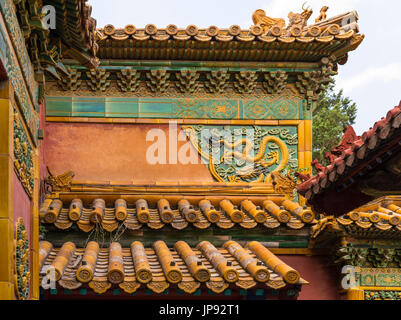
top-left (0, 0), bottom-right (38, 103)
top-left (0, 3), bottom-right (39, 142)
top-left (68, 60), bottom-right (321, 72)
top-left (359, 269), bottom-right (401, 287)
top-left (45, 96), bottom-right (305, 120)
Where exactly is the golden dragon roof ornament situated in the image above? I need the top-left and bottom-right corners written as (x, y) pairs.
top-left (288, 2), bottom-right (313, 27)
top-left (252, 9), bottom-right (286, 32)
top-left (45, 167), bottom-right (75, 192)
top-left (252, 3), bottom-right (329, 31)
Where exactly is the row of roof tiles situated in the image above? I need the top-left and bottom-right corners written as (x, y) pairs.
top-left (94, 9), bottom-right (363, 63)
top-left (96, 29), bottom-right (362, 62)
top-left (311, 197), bottom-right (401, 239)
top-left (297, 102), bottom-right (401, 207)
top-left (97, 23), bottom-right (356, 43)
top-left (39, 197), bottom-right (315, 232)
top-left (39, 240), bottom-right (306, 295)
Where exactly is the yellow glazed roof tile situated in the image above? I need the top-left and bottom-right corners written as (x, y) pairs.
top-left (39, 196), bottom-right (315, 232)
top-left (39, 240), bottom-right (306, 295)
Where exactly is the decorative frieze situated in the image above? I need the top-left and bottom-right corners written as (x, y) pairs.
top-left (295, 59), bottom-right (337, 109)
top-left (358, 268), bottom-right (401, 287)
top-left (175, 70), bottom-right (200, 94)
top-left (45, 89), bottom-right (303, 120)
top-left (295, 72), bottom-right (321, 96)
top-left (15, 218), bottom-right (30, 300)
top-left (86, 69), bottom-right (111, 92)
top-left (0, 0), bottom-right (38, 102)
top-left (264, 71), bottom-right (288, 94)
top-left (335, 245), bottom-right (401, 268)
top-left (205, 70), bottom-right (229, 94)
top-left (334, 245), bottom-right (401, 300)
top-left (57, 68), bottom-right (82, 91)
top-left (366, 249), bottom-right (399, 268)
top-left (234, 71), bottom-right (258, 94)
top-left (365, 291), bottom-right (401, 300)
top-left (13, 108), bottom-right (34, 196)
top-left (0, 5), bottom-right (39, 141)
top-left (146, 69), bottom-right (170, 93)
top-left (117, 68), bottom-right (140, 92)
top-left (46, 65), bottom-right (336, 103)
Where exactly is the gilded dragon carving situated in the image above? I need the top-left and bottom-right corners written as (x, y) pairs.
top-left (252, 3), bottom-right (314, 32)
top-left (271, 168), bottom-right (312, 200)
top-left (183, 126), bottom-right (298, 184)
top-left (252, 9), bottom-right (286, 32)
top-left (288, 3), bottom-right (313, 28)
top-left (220, 136), bottom-right (286, 182)
top-left (271, 170), bottom-right (297, 195)
top-left (45, 167), bottom-right (74, 192)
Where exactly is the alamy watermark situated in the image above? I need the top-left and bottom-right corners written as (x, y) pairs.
top-left (341, 265), bottom-right (358, 290)
top-left (41, 5), bottom-right (56, 30)
top-left (41, 265), bottom-right (56, 290)
top-left (145, 122), bottom-right (257, 171)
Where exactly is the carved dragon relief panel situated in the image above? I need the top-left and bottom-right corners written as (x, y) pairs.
top-left (183, 125), bottom-right (298, 184)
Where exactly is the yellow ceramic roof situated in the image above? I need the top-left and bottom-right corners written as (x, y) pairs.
top-left (95, 10), bottom-right (363, 63)
top-left (39, 196), bottom-right (316, 232)
top-left (39, 240), bottom-right (307, 295)
top-left (311, 196), bottom-right (401, 239)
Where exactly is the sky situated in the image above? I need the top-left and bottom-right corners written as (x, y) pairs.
top-left (89, 0), bottom-right (401, 135)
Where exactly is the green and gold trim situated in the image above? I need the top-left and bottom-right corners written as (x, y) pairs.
top-left (13, 106), bottom-right (34, 197)
top-left (14, 218), bottom-right (30, 300)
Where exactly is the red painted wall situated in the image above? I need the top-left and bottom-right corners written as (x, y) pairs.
top-left (279, 255), bottom-right (342, 300)
top-left (43, 122), bottom-right (213, 183)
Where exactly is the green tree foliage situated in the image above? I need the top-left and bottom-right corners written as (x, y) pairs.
top-left (312, 81), bottom-right (357, 166)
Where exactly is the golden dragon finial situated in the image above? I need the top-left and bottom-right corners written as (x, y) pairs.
top-left (252, 9), bottom-right (286, 32)
top-left (288, 2), bottom-right (313, 28)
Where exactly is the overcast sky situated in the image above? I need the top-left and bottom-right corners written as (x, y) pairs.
top-left (89, 0), bottom-right (401, 135)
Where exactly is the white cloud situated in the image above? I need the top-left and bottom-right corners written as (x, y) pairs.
top-left (264, 0), bottom-right (361, 22)
top-left (337, 63), bottom-right (401, 93)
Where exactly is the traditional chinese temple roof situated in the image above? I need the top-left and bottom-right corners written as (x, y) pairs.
top-left (297, 102), bottom-right (401, 216)
top-left (39, 240), bottom-right (307, 295)
top-left (95, 9), bottom-right (363, 64)
top-left (39, 195), bottom-right (316, 232)
top-left (311, 196), bottom-right (401, 241)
